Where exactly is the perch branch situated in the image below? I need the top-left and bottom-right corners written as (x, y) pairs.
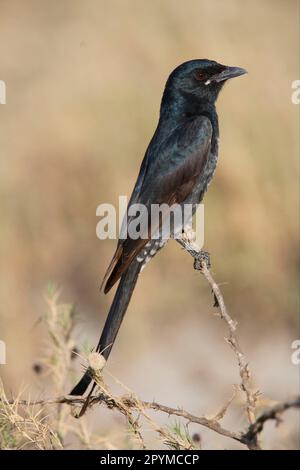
top-left (2, 229), bottom-right (297, 450)
top-left (176, 229), bottom-right (260, 448)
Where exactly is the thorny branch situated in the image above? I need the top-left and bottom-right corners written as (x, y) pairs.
top-left (243, 397), bottom-right (300, 443)
top-left (176, 229), bottom-right (262, 448)
top-left (2, 230), bottom-right (299, 449)
top-left (4, 393), bottom-right (300, 450)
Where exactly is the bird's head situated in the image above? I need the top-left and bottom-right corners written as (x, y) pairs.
top-left (164, 59), bottom-right (247, 106)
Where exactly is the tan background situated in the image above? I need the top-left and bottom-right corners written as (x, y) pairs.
top-left (0, 0), bottom-right (299, 449)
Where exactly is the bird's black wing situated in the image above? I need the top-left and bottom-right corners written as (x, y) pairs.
top-left (103, 115), bottom-right (212, 292)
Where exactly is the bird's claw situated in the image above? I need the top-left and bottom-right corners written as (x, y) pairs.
top-left (193, 250), bottom-right (211, 270)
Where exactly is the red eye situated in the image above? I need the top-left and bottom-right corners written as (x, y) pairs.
top-left (194, 70), bottom-right (205, 81)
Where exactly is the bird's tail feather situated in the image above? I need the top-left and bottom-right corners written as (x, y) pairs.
top-left (70, 261), bottom-right (141, 396)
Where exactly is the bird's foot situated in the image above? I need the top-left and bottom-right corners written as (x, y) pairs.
top-left (194, 250), bottom-right (211, 270)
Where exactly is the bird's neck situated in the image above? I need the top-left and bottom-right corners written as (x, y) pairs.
top-left (160, 92), bottom-right (219, 148)
top-left (161, 89), bottom-right (217, 122)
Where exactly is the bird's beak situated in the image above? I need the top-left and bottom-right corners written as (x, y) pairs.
top-left (210, 66), bottom-right (247, 83)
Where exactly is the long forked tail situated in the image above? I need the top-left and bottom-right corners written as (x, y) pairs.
top-left (70, 261), bottom-right (141, 396)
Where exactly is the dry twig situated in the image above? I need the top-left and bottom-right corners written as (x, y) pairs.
top-left (4, 392), bottom-right (299, 450)
top-left (176, 229), bottom-right (260, 448)
top-left (1, 234), bottom-right (298, 450)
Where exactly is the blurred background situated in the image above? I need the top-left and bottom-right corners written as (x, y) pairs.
top-left (0, 0), bottom-right (299, 449)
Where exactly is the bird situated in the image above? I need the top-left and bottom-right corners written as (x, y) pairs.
top-left (70, 59), bottom-right (247, 401)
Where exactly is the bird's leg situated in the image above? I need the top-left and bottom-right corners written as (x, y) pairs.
top-left (194, 250), bottom-right (211, 270)
top-left (176, 227), bottom-right (211, 269)
top-left (176, 230), bottom-right (216, 305)
top-left (193, 250), bottom-right (219, 307)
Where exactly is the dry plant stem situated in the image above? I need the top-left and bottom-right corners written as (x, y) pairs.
top-left (4, 395), bottom-right (300, 449)
top-left (4, 395), bottom-right (238, 441)
top-left (176, 234), bottom-right (259, 435)
top-left (3, 236), bottom-right (298, 449)
top-left (243, 397), bottom-right (300, 442)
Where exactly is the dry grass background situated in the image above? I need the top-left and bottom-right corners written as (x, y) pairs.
top-left (0, 0), bottom-right (299, 449)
